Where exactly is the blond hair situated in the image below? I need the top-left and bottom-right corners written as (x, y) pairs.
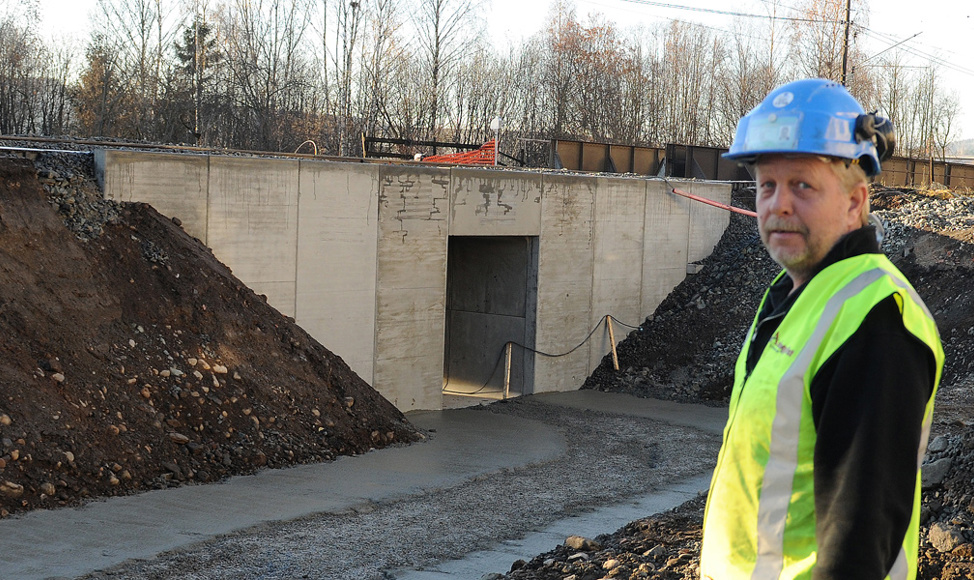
top-left (827, 159), bottom-right (870, 226)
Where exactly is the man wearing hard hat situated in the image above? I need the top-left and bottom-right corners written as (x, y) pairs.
top-left (700, 78), bottom-right (944, 580)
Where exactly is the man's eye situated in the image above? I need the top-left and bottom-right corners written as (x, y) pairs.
top-left (797, 181), bottom-right (812, 190)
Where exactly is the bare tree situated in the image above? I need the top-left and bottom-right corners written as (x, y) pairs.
top-left (538, 1), bottom-right (583, 139)
top-left (790, 0), bottom-right (847, 80)
top-left (658, 21), bottom-right (723, 145)
top-left (413, 0), bottom-right (484, 140)
top-left (174, 1), bottom-right (222, 144)
top-left (0, 5), bottom-right (73, 135)
top-left (6, 0), bottom-right (958, 160)
top-left (357, 0), bottom-right (406, 142)
top-left (73, 35), bottom-right (131, 136)
top-left (334, 0), bottom-right (363, 155)
top-left (220, 0), bottom-right (315, 150)
top-left (89, 0), bottom-right (180, 138)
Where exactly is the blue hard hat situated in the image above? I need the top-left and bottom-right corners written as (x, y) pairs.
top-left (723, 78), bottom-right (893, 176)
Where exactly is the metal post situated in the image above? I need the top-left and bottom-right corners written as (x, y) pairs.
top-left (503, 342), bottom-right (513, 399)
top-left (841, 0), bottom-right (851, 85)
top-left (607, 316), bottom-right (620, 371)
top-left (490, 116), bottom-right (502, 166)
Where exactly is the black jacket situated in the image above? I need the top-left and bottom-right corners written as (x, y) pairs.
top-left (747, 226), bottom-right (938, 579)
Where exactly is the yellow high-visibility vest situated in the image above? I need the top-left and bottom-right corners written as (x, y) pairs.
top-left (700, 254), bottom-right (944, 580)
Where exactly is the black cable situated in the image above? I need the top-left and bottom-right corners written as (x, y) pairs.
top-left (617, 0), bottom-right (844, 24)
top-left (442, 314), bottom-right (645, 397)
top-left (509, 315), bottom-right (609, 358)
top-left (608, 315), bottom-right (643, 330)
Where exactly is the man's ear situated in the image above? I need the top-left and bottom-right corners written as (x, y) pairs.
top-left (849, 182), bottom-right (869, 226)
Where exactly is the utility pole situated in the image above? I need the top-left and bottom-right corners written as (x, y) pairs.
top-left (927, 67), bottom-right (935, 187)
top-left (840, 0), bottom-right (851, 85)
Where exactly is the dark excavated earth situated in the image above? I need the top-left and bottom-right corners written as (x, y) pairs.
top-left (0, 154), bottom-right (418, 518)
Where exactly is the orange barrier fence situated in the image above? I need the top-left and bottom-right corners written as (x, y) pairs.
top-left (423, 140), bottom-right (496, 165)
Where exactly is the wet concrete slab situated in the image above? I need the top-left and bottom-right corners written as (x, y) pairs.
top-left (0, 391), bottom-right (725, 580)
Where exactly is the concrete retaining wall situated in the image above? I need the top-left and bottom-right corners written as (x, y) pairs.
top-left (96, 150), bottom-right (732, 411)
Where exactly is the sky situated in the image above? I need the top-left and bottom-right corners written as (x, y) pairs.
top-left (36, 0), bottom-right (974, 140)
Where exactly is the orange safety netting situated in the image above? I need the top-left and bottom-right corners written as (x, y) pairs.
top-left (422, 140), bottom-right (496, 165)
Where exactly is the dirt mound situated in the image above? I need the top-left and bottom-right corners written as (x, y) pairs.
top-left (505, 498), bottom-right (705, 580)
top-left (0, 156), bottom-right (418, 517)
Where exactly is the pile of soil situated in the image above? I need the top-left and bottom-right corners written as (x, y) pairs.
top-left (505, 186), bottom-right (974, 579)
top-left (0, 154), bottom-right (419, 517)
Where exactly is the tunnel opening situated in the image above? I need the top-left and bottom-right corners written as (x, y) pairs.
top-left (443, 236), bottom-right (538, 402)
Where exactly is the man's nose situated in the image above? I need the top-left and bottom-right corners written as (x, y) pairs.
top-left (767, 187), bottom-right (793, 215)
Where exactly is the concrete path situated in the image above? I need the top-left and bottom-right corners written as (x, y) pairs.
top-left (0, 391), bottom-right (726, 580)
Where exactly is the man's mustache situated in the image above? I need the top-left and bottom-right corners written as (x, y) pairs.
top-left (761, 219), bottom-right (809, 236)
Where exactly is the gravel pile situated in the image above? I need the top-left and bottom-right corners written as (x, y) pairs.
top-left (34, 153), bottom-right (121, 241)
top-left (874, 189), bottom-right (974, 257)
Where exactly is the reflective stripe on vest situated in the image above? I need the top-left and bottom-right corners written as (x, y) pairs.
top-left (701, 255), bottom-right (943, 580)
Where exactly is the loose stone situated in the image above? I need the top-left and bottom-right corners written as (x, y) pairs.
top-left (0, 480), bottom-right (23, 498)
top-left (168, 433), bottom-right (190, 445)
top-left (565, 535), bottom-right (601, 551)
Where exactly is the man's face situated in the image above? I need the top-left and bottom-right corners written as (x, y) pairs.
top-left (755, 155), bottom-right (864, 287)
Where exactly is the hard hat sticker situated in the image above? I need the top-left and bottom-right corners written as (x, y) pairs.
top-left (825, 117), bottom-right (853, 142)
top-left (744, 115), bottom-right (800, 151)
top-left (772, 92), bottom-right (794, 108)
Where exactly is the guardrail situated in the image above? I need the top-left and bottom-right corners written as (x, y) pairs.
top-left (550, 138), bottom-right (974, 189)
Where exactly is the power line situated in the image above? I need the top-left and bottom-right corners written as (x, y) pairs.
top-left (587, 0), bottom-right (974, 82)
top-left (859, 31), bottom-right (922, 65)
top-left (616, 0), bottom-right (843, 24)
top-left (582, 0), bottom-right (786, 40)
top-left (857, 27), bottom-right (974, 78)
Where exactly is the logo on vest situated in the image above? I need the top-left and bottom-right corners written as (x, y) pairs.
top-left (770, 332), bottom-right (795, 357)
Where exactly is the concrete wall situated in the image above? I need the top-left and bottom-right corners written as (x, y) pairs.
top-left (374, 167), bottom-right (450, 410)
top-left (96, 150), bottom-right (732, 411)
top-left (535, 173), bottom-right (597, 392)
top-left (296, 163), bottom-right (379, 384)
top-left (590, 177), bottom-right (649, 371)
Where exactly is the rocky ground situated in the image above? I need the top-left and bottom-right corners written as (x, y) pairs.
top-left (504, 186), bottom-right (974, 580)
top-left (0, 150), bottom-right (418, 517)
